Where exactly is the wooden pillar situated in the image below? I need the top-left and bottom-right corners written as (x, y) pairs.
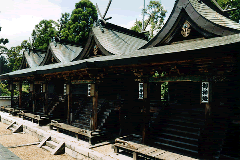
top-left (9, 82), bottom-right (14, 107)
top-left (89, 84), bottom-right (98, 131)
top-left (30, 83), bottom-right (35, 113)
top-left (66, 83), bottom-right (72, 124)
top-left (142, 82), bottom-right (150, 144)
top-left (199, 81), bottom-right (213, 158)
top-left (17, 82), bottom-right (22, 109)
top-left (201, 81), bottom-right (212, 120)
top-left (43, 83), bottom-right (48, 114)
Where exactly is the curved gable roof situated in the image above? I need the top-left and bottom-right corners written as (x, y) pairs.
top-left (49, 43), bottom-right (83, 62)
top-left (74, 23), bottom-right (148, 60)
top-left (40, 42), bottom-right (83, 65)
top-left (141, 0), bottom-right (240, 49)
top-left (19, 50), bottom-right (46, 69)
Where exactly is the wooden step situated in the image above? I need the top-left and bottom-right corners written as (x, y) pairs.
top-left (155, 137), bottom-right (198, 152)
top-left (160, 127), bottom-right (200, 139)
top-left (155, 132), bottom-right (199, 146)
top-left (154, 141), bottom-right (198, 158)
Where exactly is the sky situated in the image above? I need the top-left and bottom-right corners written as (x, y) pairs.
top-left (0, 0), bottom-right (175, 49)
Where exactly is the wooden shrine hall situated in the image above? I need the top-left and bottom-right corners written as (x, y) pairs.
top-left (1, 0), bottom-right (240, 159)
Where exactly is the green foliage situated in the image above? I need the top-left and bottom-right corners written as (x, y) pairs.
top-left (152, 71), bottom-right (169, 100)
top-left (5, 46), bottom-right (23, 71)
top-left (0, 26), bottom-right (9, 54)
top-left (144, 0), bottom-right (167, 37)
top-left (60, 0), bottom-right (98, 44)
top-left (131, 1), bottom-right (167, 38)
top-left (32, 20), bottom-right (59, 50)
top-left (58, 12), bottom-right (71, 35)
top-left (0, 82), bottom-right (11, 96)
top-left (214, 0), bottom-right (240, 23)
top-left (131, 21), bottom-right (143, 33)
top-left (161, 82), bottom-right (168, 100)
top-left (21, 40), bottom-right (32, 50)
top-left (0, 55), bottom-right (10, 74)
top-left (0, 38), bottom-right (9, 45)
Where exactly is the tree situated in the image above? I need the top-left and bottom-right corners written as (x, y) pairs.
top-left (60, 0), bottom-right (98, 44)
top-left (131, 20), bottom-right (143, 33)
top-left (0, 26), bottom-right (9, 54)
top-left (21, 40), bottom-right (32, 50)
top-left (5, 46), bottom-right (23, 72)
top-left (31, 20), bottom-right (59, 50)
top-left (131, 1), bottom-right (167, 38)
top-left (58, 12), bottom-right (71, 37)
top-left (214, 0), bottom-right (240, 23)
top-left (0, 82), bottom-right (11, 96)
top-left (0, 55), bottom-right (10, 74)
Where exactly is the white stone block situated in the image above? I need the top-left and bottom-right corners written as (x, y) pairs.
top-left (89, 150), bottom-right (105, 160)
top-left (75, 146), bottom-right (89, 157)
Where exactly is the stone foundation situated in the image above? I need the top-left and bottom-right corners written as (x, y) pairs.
top-left (0, 113), bottom-right (115, 160)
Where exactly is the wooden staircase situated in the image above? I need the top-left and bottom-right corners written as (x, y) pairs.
top-left (47, 95), bottom-right (67, 121)
top-left (149, 105), bottom-right (205, 158)
top-left (199, 106), bottom-right (230, 159)
top-left (98, 107), bottom-right (119, 132)
top-left (72, 98), bottom-right (92, 130)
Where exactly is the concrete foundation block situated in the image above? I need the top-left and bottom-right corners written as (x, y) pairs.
top-left (75, 146), bottom-right (90, 157)
top-left (69, 144), bottom-right (76, 150)
top-left (102, 156), bottom-right (116, 160)
top-left (72, 150), bottom-right (78, 159)
top-left (89, 150), bottom-right (105, 160)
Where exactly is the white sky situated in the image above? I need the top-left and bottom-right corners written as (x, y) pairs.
top-left (0, 0), bottom-right (175, 49)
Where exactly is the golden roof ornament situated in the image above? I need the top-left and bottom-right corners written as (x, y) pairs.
top-left (181, 21), bottom-right (191, 37)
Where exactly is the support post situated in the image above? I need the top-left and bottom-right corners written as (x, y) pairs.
top-left (89, 83), bottom-right (98, 131)
top-left (9, 82), bottom-right (14, 107)
top-left (30, 83), bottom-right (35, 113)
top-left (91, 84), bottom-right (98, 131)
top-left (199, 81), bottom-right (213, 158)
top-left (43, 83), bottom-right (48, 114)
top-left (17, 82), bottom-right (22, 109)
top-left (142, 82), bottom-right (150, 144)
top-left (66, 83), bottom-right (72, 125)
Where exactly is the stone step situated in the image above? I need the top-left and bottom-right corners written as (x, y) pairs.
top-left (12, 124), bottom-right (18, 129)
top-left (42, 145), bottom-right (54, 153)
top-left (46, 141), bottom-right (58, 149)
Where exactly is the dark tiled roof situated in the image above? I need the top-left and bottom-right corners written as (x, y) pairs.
top-left (1, 33), bottom-right (239, 79)
top-left (190, 0), bottom-right (240, 30)
top-left (141, 0), bottom-right (240, 48)
top-left (23, 50), bottom-right (46, 68)
top-left (93, 26), bottom-right (147, 55)
top-left (49, 42), bottom-right (83, 62)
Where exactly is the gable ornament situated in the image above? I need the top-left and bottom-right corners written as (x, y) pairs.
top-left (93, 45), bottom-right (99, 55)
top-left (181, 21), bottom-right (191, 37)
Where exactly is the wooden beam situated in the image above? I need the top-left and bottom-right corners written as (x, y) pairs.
top-left (150, 75), bottom-right (208, 82)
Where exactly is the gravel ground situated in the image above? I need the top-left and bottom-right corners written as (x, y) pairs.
top-left (0, 121), bottom-right (116, 160)
top-left (0, 122), bottom-right (12, 135)
top-left (92, 144), bottom-right (114, 155)
top-left (9, 146), bottom-right (77, 160)
top-left (0, 121), bottom-right (79, 160)
top-left (0, 133), bottom-right (39, 147)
